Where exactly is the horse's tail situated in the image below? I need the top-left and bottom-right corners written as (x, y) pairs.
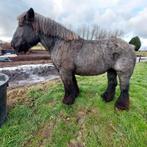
top-left (129, 36), bottom-right (141, 51)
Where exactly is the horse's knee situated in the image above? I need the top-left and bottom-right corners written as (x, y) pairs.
top-left (117, 72), bottom-right (130, 90)
top-left (59, 70), bottom-right (79, 103)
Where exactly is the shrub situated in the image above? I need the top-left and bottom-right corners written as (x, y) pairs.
top-left (129, 36), bottom-right (141, 51)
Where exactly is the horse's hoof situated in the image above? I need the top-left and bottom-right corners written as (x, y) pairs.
top-left (62, 96), bottom-right (75, 105)
top-left (115, 99), bottom-right (129, 110)
top-left (101, 92), bottom-right (114, 102)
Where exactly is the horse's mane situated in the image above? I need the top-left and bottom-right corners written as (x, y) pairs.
top-left (18, 12), bottom-right (80, 41)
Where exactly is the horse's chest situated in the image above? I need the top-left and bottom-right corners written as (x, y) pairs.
top-left (51, 47), bottom-right (73, 70)
top-left (51, 50), bottom-right (62, 69)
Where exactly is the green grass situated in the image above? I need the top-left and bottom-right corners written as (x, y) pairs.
top-left (0, 63), bottom-right (147, 147)
top-left (136, 51), bottom-right (147, 57)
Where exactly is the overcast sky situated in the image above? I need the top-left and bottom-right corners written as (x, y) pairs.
top-left (0, 0), bottom-right (147, 49)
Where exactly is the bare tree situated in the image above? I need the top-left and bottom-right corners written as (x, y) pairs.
top-left (65, 24), bottom-right (124, 40)
top-left (76, 25), bottom-right (123, 40)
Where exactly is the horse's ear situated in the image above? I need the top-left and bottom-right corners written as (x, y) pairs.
top-left (26, 8), bottom-right (34, 21)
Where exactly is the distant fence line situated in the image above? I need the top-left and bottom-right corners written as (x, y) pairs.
top-left (137, 56), bottom-right (147, 63)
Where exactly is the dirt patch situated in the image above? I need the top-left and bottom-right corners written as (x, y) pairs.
top-left (7, 79), bottom-right (60, 108)
top-left (7, 87), bottom-right (29, 108)
top-left (68, 141), bottom-right (84, 147)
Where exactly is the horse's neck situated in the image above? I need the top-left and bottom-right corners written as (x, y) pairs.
top-left (39, 34), bottom-right (60, 53)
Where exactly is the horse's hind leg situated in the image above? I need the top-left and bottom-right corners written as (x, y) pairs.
top-left (115, 72), bottom-right (131, 110)
top-left (102, 69), bottom-right (117, 102)
top-left (60, 70), bottom-right (79, 105)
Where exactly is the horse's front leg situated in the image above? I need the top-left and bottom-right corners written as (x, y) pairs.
top-left (60, 69), bottom-right (79, 105)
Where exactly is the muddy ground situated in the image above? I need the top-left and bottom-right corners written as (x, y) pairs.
top-left (0, 50), bottom-right (52, 68)
top-left (1, 50), bottom-right (58, 107)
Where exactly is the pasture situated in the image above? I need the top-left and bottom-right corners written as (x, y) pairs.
top-left (0, 62), bottom-right (147, 147)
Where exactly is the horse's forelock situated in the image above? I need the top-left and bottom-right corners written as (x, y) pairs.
top-left (17, 11), bottom-right (27, 25)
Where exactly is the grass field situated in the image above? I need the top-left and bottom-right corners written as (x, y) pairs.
top-left (0, 62), bottom-right (147, 147)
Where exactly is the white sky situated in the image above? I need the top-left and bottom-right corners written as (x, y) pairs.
top-left (0, 0), bottom-right (147, 49)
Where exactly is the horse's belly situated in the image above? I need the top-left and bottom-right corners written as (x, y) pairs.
top-left (74, 47), bottom-right (111, 75)
top-left (75, 62), bottom-right (108, 76)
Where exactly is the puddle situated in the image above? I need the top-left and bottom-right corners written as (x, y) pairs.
top-left (0, 64), bottom-right (59, 87)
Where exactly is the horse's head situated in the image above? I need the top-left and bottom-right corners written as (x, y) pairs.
top-left (11, 8), bottom-right (40, 53)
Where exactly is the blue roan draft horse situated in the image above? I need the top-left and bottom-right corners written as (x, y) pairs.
top-left (11, 8), bottom-right (139, 110)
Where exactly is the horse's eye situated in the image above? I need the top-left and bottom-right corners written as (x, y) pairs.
top-left (19, 24), bottom-right (23, 27)
top-left (18, 20), bottom-right (24, 27)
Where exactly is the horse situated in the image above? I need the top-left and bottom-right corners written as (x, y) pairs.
top-left (11, 8), bottom-right (138, 110)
